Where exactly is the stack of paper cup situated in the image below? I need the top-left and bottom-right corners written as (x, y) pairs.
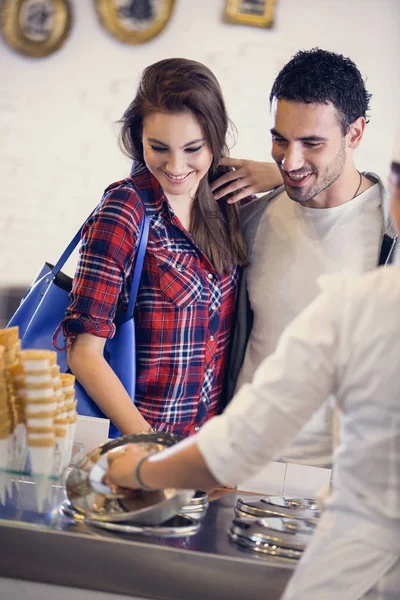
top-left (19, 350), bottom-right (57, 511)
top-left (60, 373), bottom-right (77, 469)
top-left (0, 346), bottom-right (13, 504)
top-left (0, 328), bottom-right (20, 477)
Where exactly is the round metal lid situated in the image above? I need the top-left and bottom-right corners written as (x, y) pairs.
top-left (228, 520), bottom-right (303, 561)
top-left (230, 516), bottom-right (315, 551)
top-left (235, 495), bottom-right (320, 521)
top-left (180, 490), bottom-right (209, 515)
top-left (60, 500), bottom-right (200, 537)
top-left (66, 432), bottom-right (195, 525)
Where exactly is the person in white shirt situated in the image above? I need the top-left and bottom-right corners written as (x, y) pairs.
top-left (104, 132), bottom-right (400, 599)
top-left (212, 48), bottom-right (399, 468)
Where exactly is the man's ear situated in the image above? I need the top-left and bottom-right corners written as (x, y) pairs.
top-left (347, 116), bottom-right (366, 149)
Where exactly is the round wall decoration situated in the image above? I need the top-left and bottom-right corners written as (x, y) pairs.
top-left (0, 0), bottom-right (72, 58)
top-left (95, 0), bottom-right (176, 45)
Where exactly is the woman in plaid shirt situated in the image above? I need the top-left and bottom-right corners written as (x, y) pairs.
top-left (59, 58), bottom-right (251, 437)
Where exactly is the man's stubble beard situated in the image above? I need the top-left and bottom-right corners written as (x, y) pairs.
top-left (285, 139), bottom-right (347, 204)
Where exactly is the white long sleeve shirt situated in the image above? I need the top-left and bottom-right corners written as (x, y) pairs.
top-left (198, 266), bottom-right (400, 551)
top-left (198, 266), bottom-right (400, 598)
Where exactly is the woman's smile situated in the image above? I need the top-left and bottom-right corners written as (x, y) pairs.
top-left (142, 111), bottom-right (213, 202)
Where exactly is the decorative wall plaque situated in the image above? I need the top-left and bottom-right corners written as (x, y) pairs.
top-left (223, 0), bottom-right (276, 29)
top-left (95, 0), bottom-right (176, 45)
top-left (1, 0), bottom-right (73, 58)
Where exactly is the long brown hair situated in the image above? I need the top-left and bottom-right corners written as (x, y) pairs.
top-left (119, 58), bottom-right (247, 273)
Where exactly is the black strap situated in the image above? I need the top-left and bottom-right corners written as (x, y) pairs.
top-left (378, 234), bottom-right (395, 266)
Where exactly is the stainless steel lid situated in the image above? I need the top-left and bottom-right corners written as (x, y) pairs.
top-left (229, 519), bottom-right (303, 561)
top-left (235, 495), bottom-right (320, 521)
top-left (60, 500), bottom-right (200, 537)
top-left (230, 516), bottom-right (315, 551)
top-left (180, 490), bottom-right (209, 516)
top-left (66, 432), bottom-right (195, 525)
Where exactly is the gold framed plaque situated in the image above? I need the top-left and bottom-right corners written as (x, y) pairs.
top-left (0, 0), bottom-right (73, 58)
top-left (95, 0), bottom-right (176, 45)
top-left (223, 0), bottom-right (276, 29)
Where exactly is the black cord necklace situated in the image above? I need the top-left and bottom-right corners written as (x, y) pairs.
top-left (352, 171), bottom-right (363, 199)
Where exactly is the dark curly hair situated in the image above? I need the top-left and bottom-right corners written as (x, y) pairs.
top-left (269, 48), bottom-right (372, 134)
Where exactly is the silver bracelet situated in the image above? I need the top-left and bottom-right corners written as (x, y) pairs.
top-left (134, 453), bottom-right (156, 492)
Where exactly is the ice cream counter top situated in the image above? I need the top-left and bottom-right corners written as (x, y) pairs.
top-left (0, 479), bottom-right (294, 600)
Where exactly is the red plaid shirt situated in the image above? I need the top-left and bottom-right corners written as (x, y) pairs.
top-left (61, 164), bottom-right (239, 436)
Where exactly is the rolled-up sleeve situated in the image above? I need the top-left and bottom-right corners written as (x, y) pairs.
top-left (196, 276), bottom-right (344, 487)
top-left (61, 184), bottom-right (145, 341)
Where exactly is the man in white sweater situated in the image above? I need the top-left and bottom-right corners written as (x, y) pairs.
top-left (214, 48), bottom-right (399, 467)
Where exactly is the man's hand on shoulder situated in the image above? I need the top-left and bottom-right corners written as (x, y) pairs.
top-left (211, 158), bottom-right (282, 204)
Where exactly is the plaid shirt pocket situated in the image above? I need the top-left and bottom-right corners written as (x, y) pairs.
top-left (155, 251), bottom-right (203, 307)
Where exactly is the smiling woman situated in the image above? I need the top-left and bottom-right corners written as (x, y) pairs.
top-left (141, 111), bottom-right (213, 230)
top-left (56, 58), bottom-right (248, 438)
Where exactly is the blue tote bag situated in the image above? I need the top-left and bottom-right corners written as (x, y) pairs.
top-left (7, 192), bottom-right (150, 438)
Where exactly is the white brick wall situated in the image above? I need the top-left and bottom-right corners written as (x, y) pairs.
top-left (1, 0), bottom-right (400, 286)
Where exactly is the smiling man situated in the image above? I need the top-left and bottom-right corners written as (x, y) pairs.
top-left (221, 49), bottom-right (399, 467)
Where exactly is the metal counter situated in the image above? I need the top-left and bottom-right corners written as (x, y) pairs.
top-left (0, 478), bottom-right (293, 600)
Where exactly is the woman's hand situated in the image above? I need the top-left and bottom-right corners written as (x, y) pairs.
top-left (104, 444), bottom-right (149, 490)
top-left (211, 158), bottom-right (282, 204)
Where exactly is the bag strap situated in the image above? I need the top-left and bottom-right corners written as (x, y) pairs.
top-left (126, 197), bottom-right (149, 320)
top-left (53, 186), bottom-right (150, 322)
top-left (52, 221), bottom-right (90, 276)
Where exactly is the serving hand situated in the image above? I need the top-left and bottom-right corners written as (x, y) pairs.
top-left (103, 444), bottom-right (148, 491)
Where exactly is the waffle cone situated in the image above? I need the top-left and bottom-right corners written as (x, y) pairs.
top-left (21, 388), bottom-right (54, 401)
top-left (0, 420), bottom-right (12, 438)
top-left (24, 368), bottom-right (53, 377)
top-left (8, 363), bottom-right (24, 378)
top-left (26, 425), bottom-right (55, 434)
top-left (55, 427), bottom-right (67, 438)
top-left (60, 373), bottom-right (75, 386)
top-left (4, 348), bottom-right (19, 366)
top-left (54, 416), bottom-right (69, 425)
top-left (22, 395), bottom-right (57, 405)
top-left (26, 408), bottom-right (55, 419)
top-left (20, 381), bottom-right (54, 390)
top-left (20, 349), bottom-right (55, 362)
top-left (28, 436), bottom-right (55, 448)
top-left (51, 364), bottom-right (60, 376)
top-left (0, 404), bottom-right (10, 416)
top-left (0, 327), bottom-right (19, 347)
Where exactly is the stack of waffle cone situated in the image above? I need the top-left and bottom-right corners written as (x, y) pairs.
top-left (51, 364), bottom-right (68, 476)
top-left (0, 327), bottom-right (25, 482)
top-left (0, 327), bottom-right (21, 475)
top-left (0, 346), bottom-right (13, 503)
top-left (0, 327), bottom-right (21, 366)
top-left (18, 350), bottom-right (57, 475)
top-left (60, 373), bottom-right (77, 470)
top-left (18, 349), bottom-right (59, 512)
